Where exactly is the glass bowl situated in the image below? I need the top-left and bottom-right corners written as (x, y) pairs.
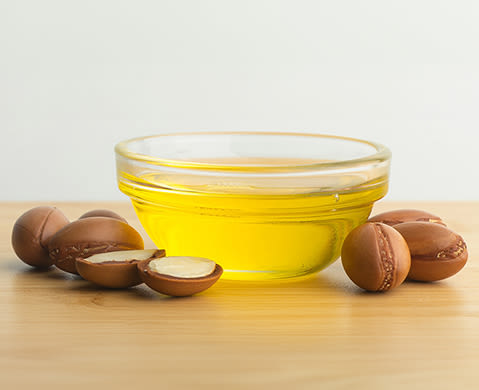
top-left (115, 131), bottom-right (391, 280)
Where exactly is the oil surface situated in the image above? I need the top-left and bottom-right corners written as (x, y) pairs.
top-left (119, 159), bottom-right (387, 280)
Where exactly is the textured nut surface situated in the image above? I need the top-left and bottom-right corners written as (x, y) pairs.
top-left (12, 207), bottom-right (69, 268)
top-left (138, 257), bottom-right (223, 297)
top-left (76, 249), bottom-right (165, 288)
top-left (341, 222), bottom-right (411, 292)
top-left (49, 217), bottom-right (144, 275)
top-left (394, 221), bottom-right (468, 282)
top-left (149, 256), bottom-right (216, 278)
top-left (79, 209), bottom-right (127, 223)
top-left (368, 209), bottom-right (444, 226)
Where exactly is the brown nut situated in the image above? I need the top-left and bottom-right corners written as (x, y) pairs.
top-left (79, 209), bottom-right (127, 223)
top-left (76, 249), bottom-right (165, 288)
top-left (394, 221), bottom-right (468, 282)
top-left (341, 222), bottom-right (411, 292)
top-left (368, 209), bottom-right (445, 226)
top-left (137, 256), bottom-right (223, 297)
top-left (12, 207), bottom-right (69, 268)
top-left (49, 217), bottom-right (144, 275)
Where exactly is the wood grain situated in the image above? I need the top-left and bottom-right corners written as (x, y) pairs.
top-left (1, 202), bottom-right (478, 389)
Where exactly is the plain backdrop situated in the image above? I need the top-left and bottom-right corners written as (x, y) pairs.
top-left (1, 0), bottom-right (478, 201)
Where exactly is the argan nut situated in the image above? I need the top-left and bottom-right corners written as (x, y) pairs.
top-left (12, 206), bottom-right (69, 268)
top-left (368, 209), bottom-right (445, 226)
top-left (138, 256), bottom-right (223, 297)
top-left (76, 249), bottom-right (165, 288)
top-left (394, 221), bottom-right (468, 282)
top-left (49, 217), bottom-right (144, 275)
top-left (79, 209), bottom-right (127, 223)
top-left (341, 222), bottom-right (411, 292)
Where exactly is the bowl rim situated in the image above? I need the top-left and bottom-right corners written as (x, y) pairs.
top-left (115, 131), bottom-right (391, 173)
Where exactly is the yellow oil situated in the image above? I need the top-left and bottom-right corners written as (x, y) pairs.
top-left (119, 159), bottom-right (388, 280)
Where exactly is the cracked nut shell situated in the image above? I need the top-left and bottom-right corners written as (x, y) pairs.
top-left (48, 217), bottom-right (144, 275)
top-left (341, 222), bottom-right (411, 292)
top-left (79, 209), bottom-right (127, 223)
top-left (368, 209), bottom-right (445, 226)
top-left (394, 221), bottom-right (468, 282)
top-left (12, 206), bottom-right (70, 268)
top-left (76, 249), bottom-right (165, 288)
top-left (137, 257), bottom-right (223, 297)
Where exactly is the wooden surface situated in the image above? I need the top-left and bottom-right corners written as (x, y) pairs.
top-left (1, 201), bottom-right (478, 389)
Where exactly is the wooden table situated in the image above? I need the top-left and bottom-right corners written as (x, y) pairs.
top-left (1, 202), bottom-right (478, 389)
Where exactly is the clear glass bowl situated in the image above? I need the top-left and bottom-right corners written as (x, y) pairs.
top-left (115, 131), bottom-right (391, 280)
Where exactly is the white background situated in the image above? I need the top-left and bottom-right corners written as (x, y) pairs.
top-left (2, 0), bottom-right (478, 201)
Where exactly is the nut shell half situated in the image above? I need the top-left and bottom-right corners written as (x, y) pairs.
top-left (49, 217), bottom-right (144, 275)
top-left (137, 258), bottom-right (223, 297)
top-left (76, 249), bottom-right (165, 288)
